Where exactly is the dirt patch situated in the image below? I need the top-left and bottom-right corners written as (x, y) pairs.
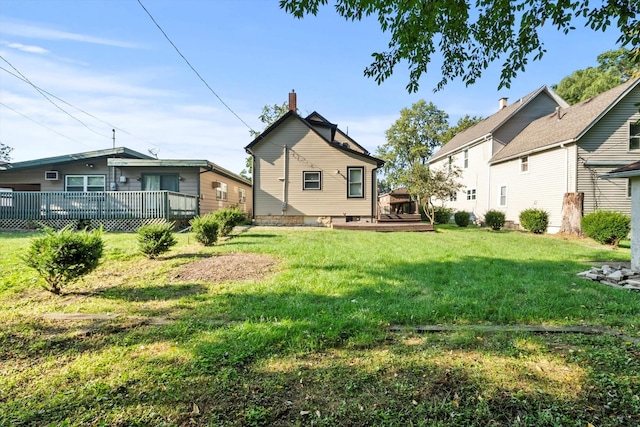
top-left (171, 252), bottom-right (279, 283)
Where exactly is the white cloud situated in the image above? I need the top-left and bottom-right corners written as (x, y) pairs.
top-left (2, 21), bottom-right (142, 49)
top-left (4, 42), bottom-right (49, 54)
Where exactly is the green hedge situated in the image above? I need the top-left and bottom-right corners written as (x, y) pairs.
top-left (137, 222), bottom-right (177, 259)
top-left (519, 208), bottom-right (549, 234)
top-left (484, 210), bottom-right (505, 231)
top-left (454, 211), bottom-right (470, 227)
top-left (581, 211), bottom-right (630, 246)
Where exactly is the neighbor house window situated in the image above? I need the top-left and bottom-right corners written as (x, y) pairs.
top-left (65, 175), bottom-right (106, 192)
top-left (466, 189), bottom-right (476, 200)
top-left (499, 185), bottom-right (507, 206)
top-left (142, 174), bottom-right (179, 192)
top-left (630, 123), bottom-right (640, 150)
top-left (239, 188), bottom-right (246, 203)
top-left (216, 182), bottom-right (228, 200)
top-left (347, 167), bottom-right (364, 198)
top-left (463, 149), bottom-right (468, 168)
top-left (520, 156), bottom-right (529, 172)
top-left (449, 192), bottom-right (457, 202)
top-left (448, 156), bottom-right (453, 171)
top-left (303, 171), bottom-right (322, 190)
top-left (629, 179), bottom-right (633, 198)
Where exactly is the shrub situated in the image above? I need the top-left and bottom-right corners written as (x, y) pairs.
top-left (137, 222), bottom-right (177, 259)
top-left (23, 226), bottom-right (104, 294)
top-left (454, 211), bottom-right (470, 227)
top-left (433, 207), bottom-right (453, 224)
top-left (519, 208), bottom-right (549, 234)
top-left (484, 210), bottom-right (506, 231)
top-left (190, 214), bottom-right (220, 246)
top-left (210, 207), bottom-right (246, 237)
top-left (581, 211), bottom-right (630, 246)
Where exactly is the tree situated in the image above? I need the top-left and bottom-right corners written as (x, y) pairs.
top-left (553, 48), bottom-right (640, 105)
top-left (280, 0), bottom-right (639, 93)
top-left (404, 163), bottom-right (464, 226)
top-left (441, 114), bottom-right (483, 143)
top-left (376, 100), bottom-right (448, 189)
top-left (243, 102), bottom-right (292, 179)
top-left (0, 143), bottom-right (13, 162)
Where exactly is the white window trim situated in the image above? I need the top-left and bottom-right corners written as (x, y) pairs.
top-left (498, 185), bottom-right (507, 207)
top-left (65, 175), bottom-right (106, 192)
top-left (520, 156), bottom-right (529, 173)
top-left (630, 122), bottom-right (640, 151)
top-left (347, 166), bottom-right (364, 198)
top-left (216, 182), bottom-right (228, 201)
top-left (303, 171), bottom-right (322, 190)
top-left (466, 189), bottom-right (476, 201)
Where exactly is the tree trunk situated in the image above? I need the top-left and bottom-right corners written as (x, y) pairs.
top-left (560, 192), bottom-right (584, 235)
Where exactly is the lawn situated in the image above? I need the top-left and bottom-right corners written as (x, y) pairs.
top-left (1, 225), bottom-right (639, 426)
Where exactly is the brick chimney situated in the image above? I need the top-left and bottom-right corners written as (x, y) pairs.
top-left (288, 90), bottom-right (297, 112)
top-left (499, 97), bottom-right (508, 110)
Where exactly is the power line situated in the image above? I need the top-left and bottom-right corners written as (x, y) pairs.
top-left (0, 55), bottom-right (105, 138)
top-left (136, 0), bottom-right (256, 133)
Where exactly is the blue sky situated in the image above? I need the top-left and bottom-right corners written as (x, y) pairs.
top-left (0, 0), bottom-right (627, 174)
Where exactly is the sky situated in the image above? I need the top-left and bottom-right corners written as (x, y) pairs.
top-left (0, 0), bottom-right (629, 174)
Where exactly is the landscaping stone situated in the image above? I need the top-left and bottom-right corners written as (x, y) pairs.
top-left (578, 264), bottom-right (640, 292)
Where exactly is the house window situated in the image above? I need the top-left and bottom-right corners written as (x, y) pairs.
top-left (65, 175), bottom-right (106, 192)
top-left (520, 156), bottom-right (529, 172)
top-left (448, 156), bottom-right (453, 171)
top-left (629, 179), bottom-right (633, 198)
top-left (449, 192), bottom-right (457, 202)
top-left (347, 167), bottom-right (364, 198)
top-left (142, 174), bottom-right (179, 192)
top-left (239, 188), bottom-right (246, 203)
top-left (0, 188), bottom-right (12, 207)
top-left (630, 123), bottom-right (640, 150)
top-left (466, 189), bottom-right (476, 200)
top-left (303, 171), bottom-right (322, 190)
top-left (499, 186), bottom-right (507, 206)
top-left (463, 149), bottom-right (468, 168)
top-left (216, 182), bottom-right (228, 200)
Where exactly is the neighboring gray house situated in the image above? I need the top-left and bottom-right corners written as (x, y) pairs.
top-left (245, 92), bottom-right (384, 226)
top-left (601, 160), bottom-right (640, 272)
top-left (0, 147), bottom-right (252, 231)
top-left (429, 78), bottom-right (640, 232)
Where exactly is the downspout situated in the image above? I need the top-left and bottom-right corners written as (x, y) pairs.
top-left (282, 145), bottom-right (288, 215)
top-left (371, 167), bottom-right (378, 221)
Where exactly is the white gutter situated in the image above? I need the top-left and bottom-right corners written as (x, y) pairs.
top-left (490, 138), bottom-right (577, 165)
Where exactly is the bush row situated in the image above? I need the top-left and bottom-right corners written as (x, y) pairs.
top-left (24, 207), bottom-right (247, 294)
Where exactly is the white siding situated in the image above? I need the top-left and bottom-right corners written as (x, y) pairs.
top-left (491, 147), bottom-right (569, 232)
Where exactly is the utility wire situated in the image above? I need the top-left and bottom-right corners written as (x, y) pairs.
top-left (137, 0), bottom-right (256, 132)
top-left (0, 102), bottom-right (91, 147)
top-left (0, 55), bottom-right (105, 138)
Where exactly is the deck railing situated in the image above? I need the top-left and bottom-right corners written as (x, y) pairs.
top-left (0, 191), bottom-right (198, 220)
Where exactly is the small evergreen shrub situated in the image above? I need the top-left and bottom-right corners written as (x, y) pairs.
top-left (23, 226), bottom-right (104, 294)
top-left (190, 214), bottom-right (220, 246)
top-left (581, 211), bottom-right (630, 246)
top-left (519, 208), bottom-right (549, 234)
top-left (433, 207), bottom-right (453, 224)
top-left (484, 210), bottom-right (506, 231)
top-left (210, 207), bottom-right (246, 237)
top-left (137, 222), bottom-right (177, 259)
top-left (454, 211), bottom-right (470, 227)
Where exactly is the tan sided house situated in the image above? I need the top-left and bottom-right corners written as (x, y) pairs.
top-left (245, 92), bottom-right (384, 226)
top-left (429, 78), bottom-right (640, 232)
top-left (0, 147), bottom-right (252, 231)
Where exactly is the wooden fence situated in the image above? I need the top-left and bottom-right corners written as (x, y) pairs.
top-left (0, 191), bottom-right (198, 220)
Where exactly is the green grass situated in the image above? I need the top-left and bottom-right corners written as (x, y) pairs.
top-left (1, 226), bottom-right (639, 426)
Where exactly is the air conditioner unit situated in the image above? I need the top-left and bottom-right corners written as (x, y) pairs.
top-left (212, 181), bottom-right (220, 188)
top-left (44, 171), bottom-right (59, 181)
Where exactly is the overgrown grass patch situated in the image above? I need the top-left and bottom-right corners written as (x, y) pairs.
top-left (1, 226), bottom-right (638, 425)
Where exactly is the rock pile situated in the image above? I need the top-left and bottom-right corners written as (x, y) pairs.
top-left (577, 265), bottom-right (640, 291)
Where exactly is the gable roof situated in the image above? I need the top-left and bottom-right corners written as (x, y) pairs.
top-left (490, 78), bottom-right (640, 164)
top-left (430, 86), bottom-right (568, 163)
top-left (0, 147), bottom-right (152, 171)
top-left (245, 110), bottom-right (384, 167)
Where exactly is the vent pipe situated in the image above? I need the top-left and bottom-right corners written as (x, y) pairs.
top-left (499, 97), bottom-right (508, 110)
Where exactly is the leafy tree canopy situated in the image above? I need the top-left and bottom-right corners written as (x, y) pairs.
top-left (553, 48), bottom-right (640, 105)
top-left (441, 114), bottom-right (484, 143)
top-left (377, 100), bottom-right (449, 189)
top-left (280, 0), bottom-right (639, 93)
top-left (405, 163), bottom-right (464, 226)
top-left (0, 143), bottom-right (13, 162)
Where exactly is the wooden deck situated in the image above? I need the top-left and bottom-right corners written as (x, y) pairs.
top-left (332, 221), bottom-right (434, 232)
